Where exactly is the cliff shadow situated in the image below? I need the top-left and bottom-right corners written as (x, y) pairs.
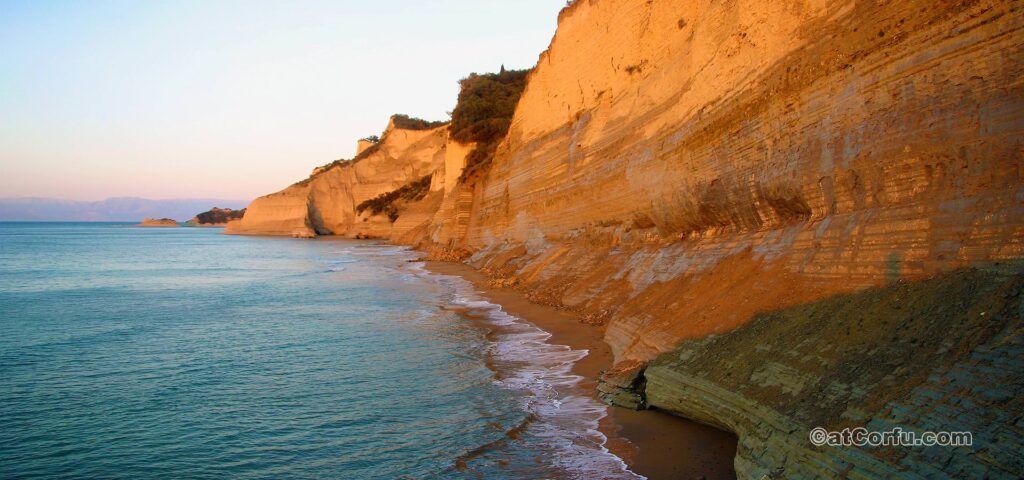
top-left (645, 261), bottom-right (1024, 477)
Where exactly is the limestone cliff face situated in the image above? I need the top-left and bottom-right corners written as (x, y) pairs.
top-left (412, 1), bottom-right (1023, 477)
top-left (226, 120), bottom-right (447, 238)
top-left (450, 0), bottom-right (1024, 360)
top-left (231, 1), bottom-right (1023, 476)
top-left (423, 139), bottom-right (476, 250)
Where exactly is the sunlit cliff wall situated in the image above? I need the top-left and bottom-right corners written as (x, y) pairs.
top-left (228, 1), bottom-right (1024, 476)
top-left (433, 1), bottom-right (1024, 477)
top-left (453, 0), bottom-right (1024, 360)
top-left (226, 120), bottom-right (447, 238)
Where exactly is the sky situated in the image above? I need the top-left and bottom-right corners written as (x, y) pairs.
top-left (0, 0), bottom-right (564, 201)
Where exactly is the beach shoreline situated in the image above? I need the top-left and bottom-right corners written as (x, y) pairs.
top-left (423, 261), bottom-right (737, 480)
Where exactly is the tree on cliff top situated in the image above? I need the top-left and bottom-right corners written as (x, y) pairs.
top-left (449, 67), bottom-right (531, 182)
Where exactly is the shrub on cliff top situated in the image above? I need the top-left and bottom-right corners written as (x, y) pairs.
top-left (450, 66), bottom-right (531, 183)
top-left (450, 67), bottom-right (530, 144)
top-left (355, 174), bottom-right (433, 222)
top-left (391, 114), bottom-right (448, 131)
top-left (194, 207), bottom-right (245, 224)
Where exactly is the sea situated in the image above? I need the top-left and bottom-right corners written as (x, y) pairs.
top-left (0, 222), bottom-right (642, 479)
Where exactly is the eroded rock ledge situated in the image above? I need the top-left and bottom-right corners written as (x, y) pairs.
top-left (600, 265), bottom-right (1024, 478)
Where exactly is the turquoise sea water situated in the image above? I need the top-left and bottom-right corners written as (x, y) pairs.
top-left (0, 223), bottom-right (639, 479)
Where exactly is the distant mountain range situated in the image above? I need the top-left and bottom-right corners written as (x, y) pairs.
top-left (0, 197), bottom-right (250, 222)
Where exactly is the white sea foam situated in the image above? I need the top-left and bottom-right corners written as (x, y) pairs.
top-left (390, 247), bottom-right (644, 480)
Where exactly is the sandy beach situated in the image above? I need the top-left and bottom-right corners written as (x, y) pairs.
top-left (425, 261), bottom-right (737, 479)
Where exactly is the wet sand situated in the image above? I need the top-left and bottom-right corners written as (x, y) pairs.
top-left (424, 261), bottom-right (737, 480)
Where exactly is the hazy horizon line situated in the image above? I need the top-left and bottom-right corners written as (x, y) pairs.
top-left (0, 195), bottom-right (252, 203)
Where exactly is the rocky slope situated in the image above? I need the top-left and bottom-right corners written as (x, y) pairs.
top-left (231, 0), bottom-right (1023, 477)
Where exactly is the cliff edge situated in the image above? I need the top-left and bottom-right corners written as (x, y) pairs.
top-left (225, 116), bottom-right (448, 238)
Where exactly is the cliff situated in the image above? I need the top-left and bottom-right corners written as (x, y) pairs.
top-left (225, 116), bottom-right (448, 238)
top-left (436, 1), bottom-right (1022, 477)
top-left (450, 0), bottom-right (1023, 359)
top-left (642, 265), bottom-right (1024, 478)
top-left (232, 0), bottom-right (1024, 477)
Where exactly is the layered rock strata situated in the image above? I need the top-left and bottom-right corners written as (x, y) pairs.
top-left (642, 265), bottom-right (1024, 478)
top-left (230, 0), bottom-right (1024, 477)
top-left (226, 118), bottom-right (447, 238)
top-left (456, 0), bottom-right (1024, 359)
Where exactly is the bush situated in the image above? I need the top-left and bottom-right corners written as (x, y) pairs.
top-left (391, 114), bottom-right (448, 131)
top-left (360, 135), bottom-right (380, 143)
top-left (355, 174), bottom-right (433, 222)
top-left (458, 143), bottom-right (500, 183)
top-left (194, 207), bottom-right (245, 224)
top-left (450, 67), bottom-right (530, 144)
top-left (449, 66), bottom-right (531, 183)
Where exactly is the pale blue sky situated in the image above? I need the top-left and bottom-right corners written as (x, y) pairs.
top-left (0, 0), bottom-right (563, 201)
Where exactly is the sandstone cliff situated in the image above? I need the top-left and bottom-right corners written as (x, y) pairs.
top-left (427, 1), bottom-right (1024, 477)
top-left (225, 116), bottom-right (447, 238)
top-left (452, 0), bottom-right (1024, 361)
top-left (232, 0), bottom-right (1023, 477)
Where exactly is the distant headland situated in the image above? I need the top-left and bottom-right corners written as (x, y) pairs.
top-left (184, 207), bottom-right (246, 227)
top-left (136, 218), bottom-right (179, 227)
top-left (0, 197), bottom-right (249, 222)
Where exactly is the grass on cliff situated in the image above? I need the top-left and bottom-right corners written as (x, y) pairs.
top-left (450, 66), bottom-right (531, 183)
top-left (355, 174), bottom-right (432, 222)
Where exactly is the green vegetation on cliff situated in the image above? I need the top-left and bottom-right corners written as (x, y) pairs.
top-left (355, 174), bottom-right (432, 222)
top-left (450, 67), bottom-right (531, 183)
top-left (390, 114), bottom-right (447, 131)
top-left (190, 207), bottom-right (245, 225)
